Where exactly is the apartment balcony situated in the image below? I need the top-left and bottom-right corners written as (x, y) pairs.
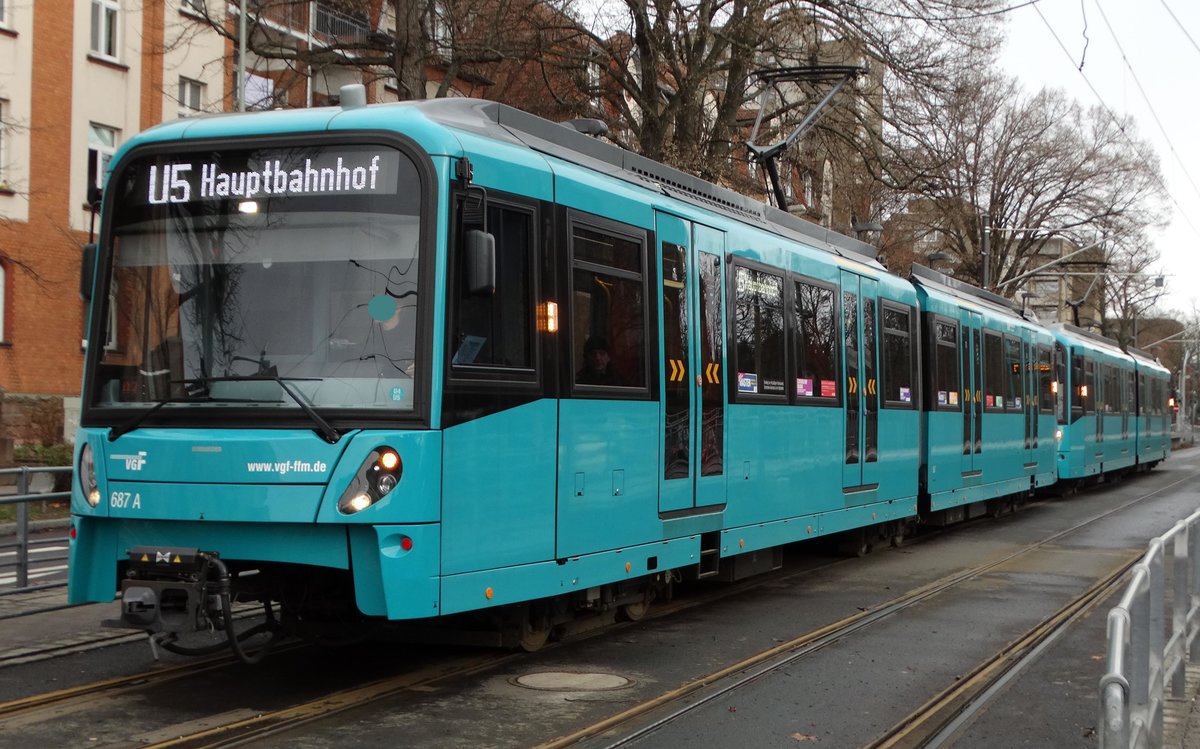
top-left (314, 4), bottom-right (370, 45)
top-left (240, 2), bottom-right (370, 46)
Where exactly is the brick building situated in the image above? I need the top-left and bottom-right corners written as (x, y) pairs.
top-left (0, 0), bottom-right (468, 445)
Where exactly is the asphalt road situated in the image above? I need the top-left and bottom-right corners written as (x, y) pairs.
top-left (2, 448), bottom-right (1198, 748)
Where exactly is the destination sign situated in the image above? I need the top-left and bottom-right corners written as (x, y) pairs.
top-left (136, 146), bottom-right (403, 205)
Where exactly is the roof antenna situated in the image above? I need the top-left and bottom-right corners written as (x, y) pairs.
top-left (746, 65), bottom-right (861, 212)
top-left (339, 84), bottom-right (367, 109)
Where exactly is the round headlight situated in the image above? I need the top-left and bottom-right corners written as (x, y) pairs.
top-left (344, 493), bottom-right (372, 514)
top-left (377, 473), bottom-right (398, 495)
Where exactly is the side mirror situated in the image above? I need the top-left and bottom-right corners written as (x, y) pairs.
top-left (465, 229), bottom-right (495, 296)
top-left (80, 242), bottom-right (97, 302)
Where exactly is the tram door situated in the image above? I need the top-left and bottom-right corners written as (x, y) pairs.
top-left (961, 311), bottom-right (983, 476)
top-left (840, 271), bottom-right (881, 498)
top-left (656, 211), bottom-right (727, 514)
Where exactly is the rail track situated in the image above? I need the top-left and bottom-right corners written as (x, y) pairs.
top-left (1, 466), bottom-right (1194, 748)
top-left (537, 468), bottom-right (1199, 749)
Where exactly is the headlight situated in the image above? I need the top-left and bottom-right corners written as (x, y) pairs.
top-left (79, 443), bottom-right (101, 507)
top-left (337, 448), bottom-right (402, 515)
top-left (1055, 428), bottom-right (1063, 442)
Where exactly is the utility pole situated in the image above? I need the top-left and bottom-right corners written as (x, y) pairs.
top-left (237, 0), bottom-right (248, 112)
top-left (980, 214), bottom-right (990, 290)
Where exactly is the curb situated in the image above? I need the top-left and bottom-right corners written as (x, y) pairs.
top-left (0, 517), bottom-right (71, 536)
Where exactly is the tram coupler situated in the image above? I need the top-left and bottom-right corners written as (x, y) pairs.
top-left (102, 546), bottom-right (225, 635)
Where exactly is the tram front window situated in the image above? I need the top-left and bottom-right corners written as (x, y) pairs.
top-left (91, 143), bottom-right (423, 414)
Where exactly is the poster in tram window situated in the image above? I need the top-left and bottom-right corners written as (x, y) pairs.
top-left (738, 372), bottom-right (758, 394)
top-left (821, 380), bottom-right (837, 398)
top-left (797, 378), bottom-right (814, 397)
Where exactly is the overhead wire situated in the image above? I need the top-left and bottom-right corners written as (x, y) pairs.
top-left (1156, 0), bottom-right (1200, 58)
top-left (1030, 2), bottom-right (1200, 242)
top-left (1093, 0), bottom-right (1200, 205)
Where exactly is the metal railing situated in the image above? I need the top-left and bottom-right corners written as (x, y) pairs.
top-left (1100, 507), bottom-right (1200, 748)
top-left (0, 466), bottom-right (72, 594)
top-left (313, 4), bottom-right (370, 45)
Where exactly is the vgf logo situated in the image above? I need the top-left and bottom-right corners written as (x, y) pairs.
top-left (111, 451), bottom-right (148, 471)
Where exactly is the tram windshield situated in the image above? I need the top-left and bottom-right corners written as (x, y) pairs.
top-left (89, 142), bottom-right (424, 415)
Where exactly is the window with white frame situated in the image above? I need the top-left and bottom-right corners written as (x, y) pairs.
top-left (178, 77), bottom-right (204, 116)
top-left (586, 58), bottom-right (602, 109)
top-left (87, 124), bottom-right (118, 197)
top-left (180, 0), bottom-right (205, 14)
top-left (427, 1), bottom-right (451, 54)
top-left (244, 73), bottom-right (275, 110)
top-left (90, 0), bottom-right (120, 59)
top-left (0, 0), bottom-right (8, 28)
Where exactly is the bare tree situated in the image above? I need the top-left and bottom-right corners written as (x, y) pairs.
top-left (542, 0), bottom-right (1006, 188)
top-left (177, 0), bottom-right (550, 106)
top-left (1100, 235), bottom-right (1165, 347)
top-left (884, 69), bottom-right (1169, 294)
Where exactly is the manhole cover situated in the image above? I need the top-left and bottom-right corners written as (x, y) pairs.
top-left (511, 671), bottom-right (634, 692)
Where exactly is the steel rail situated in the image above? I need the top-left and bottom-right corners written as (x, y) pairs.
top-left (536, 468), bottom-right (1200, 749)
top-left (868, 561), bottom-right (1136, 748)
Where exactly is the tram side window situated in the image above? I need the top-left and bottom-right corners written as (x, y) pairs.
top-left (733, 266), bottom-right (785, 398)
top-left (933, 319), bottom-right (958, 410)
top-left (1005, 336), bottom-right (1023, 412)
top-left (451, 204), bottom-right (534, 371)
top-left (984, 331), bottom-right (1005, 410)
top-left (881, 305), bottom-right (915, 408)
top-left (1084, 359), bottom-right (1096, 413)
top-left (1072, 354), bottom-right (1085, 415)
top-left (571, 223), bottom-right (646, 389)
top-left (1055, 343), bottom-right (1067, 423)
top-left (1103, 365), bottom-right (1118, 413)
top-left (1038, 345), bottom-right (1054, 415)
top-left (791, 279), bottom-right (839, 404)
top-left (1125, 371), bottom-right (1135, 415)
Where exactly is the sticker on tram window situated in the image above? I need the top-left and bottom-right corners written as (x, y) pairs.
top-left (738, 373), bottom-right (758, 393)
top-left (899, 387), bottom-right (911, 403)
top-left (996, 396), bottom-right (1004, 407)
top-left (821, 380), bottom-right (837, 398)
top-left (986, 395), bottom-right (995, 407)
top-left (949, 391), bottom-right (959, 406)
top-left (938, 390), bottom-right (947, 405)
top-left (1014, 397), bottom-right (1022, 408)
top-left (797, 378), bottom-right (814, 397)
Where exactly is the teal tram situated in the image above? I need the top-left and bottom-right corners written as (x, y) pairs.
top-left (67, 88), bottom-right (1174, 659)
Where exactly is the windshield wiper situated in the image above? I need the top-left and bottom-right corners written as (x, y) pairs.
top-left (109, 395), bottom-right (205, 442)
top-left (108, 376), bottom-right (341, 444)
top-left (268, 376), bottom-right (341, 444)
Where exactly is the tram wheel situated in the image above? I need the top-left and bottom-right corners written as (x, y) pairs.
top-left (517, 604), bottom-right (553, 652)
top-left (519, 621), bottom-right (551, 652)
top-left (619, 597), bottom-right (650, 622)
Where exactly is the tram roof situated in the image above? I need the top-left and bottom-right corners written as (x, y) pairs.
top-left (1049, 323), bottom-right (1136, 360)
top-left (414, 98), bottom-right (883, 267)
top-left (908, 264), bottom-right (1030, 322)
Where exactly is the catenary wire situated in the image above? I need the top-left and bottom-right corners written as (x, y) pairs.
top-left (1031, 2), bottom-right (1200, 242)
top-left (1093, 0), bottom-right (1200, 205)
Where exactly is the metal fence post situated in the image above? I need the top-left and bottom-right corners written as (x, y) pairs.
top-left (14, 466), bottom-right (29, 589)
top-left (1192, 516), bottom-right (1200, 663)
top-left (1173, 526), bottom-right (1189, 697)
top-left (1149, 546), bottom-right (1166, 745)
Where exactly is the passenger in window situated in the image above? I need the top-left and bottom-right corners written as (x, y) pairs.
top-left (577, 337), bottom-right (620, 385)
